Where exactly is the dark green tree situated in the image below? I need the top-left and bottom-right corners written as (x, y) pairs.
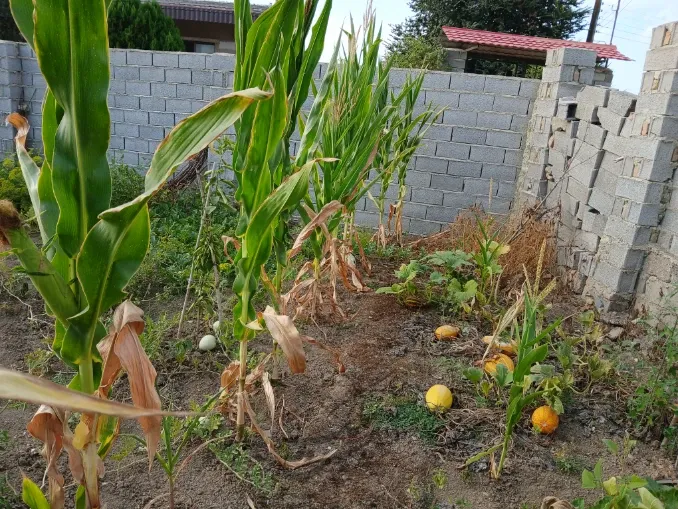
top-left (108, 0), bottom-right (185, 51)
top-left (0, 0), bottom-right (23, 41)
top-left (388, 0), bottom-right (589, 75)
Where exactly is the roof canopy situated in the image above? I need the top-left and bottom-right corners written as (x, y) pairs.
top-left (156, 0), bottom-right (267, 24)
top-left (441, 26), bottom-right (631, 63)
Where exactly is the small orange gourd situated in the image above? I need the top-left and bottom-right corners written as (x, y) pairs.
top-left (483, 353), bottom-right (515, 375)
top-left (531, 405), bottom-right (559, 434)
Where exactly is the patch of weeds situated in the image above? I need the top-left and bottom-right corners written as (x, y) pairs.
top-left (0, 151), bottom-right (41, 215)
top-left (362, 394), bottom-right (444, 443)
top-left (431, 468), bottom-right (447, 489)
top-left (25, 345), bottom-right (54, 377)
top-left (110, 435), bottom-right (138, 462)
top-left (110, 159), bottom-right (144, 207)
top-left (140, 313), bottom-right (179, 362)
top-left (210, 441), bottom-right (276, 494)
top-left (455, 499), bottom-right (473, 509)
top-left (0, 430), bottom-right (9, 450)
top-left (0, 473), bottom-right (20, 509)
top-left (554, 449), bottom-right (588, 475)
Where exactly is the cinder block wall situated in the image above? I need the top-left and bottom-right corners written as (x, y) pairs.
top-left (0, 41), bottom-right (539, 235)
top-left (516, 21), bottom-right (678, 322)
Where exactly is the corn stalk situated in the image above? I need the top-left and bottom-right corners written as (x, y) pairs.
top-left (229, 0), bottom-right (332, 441)
top-left (1, 0), bottom-right (265, 504)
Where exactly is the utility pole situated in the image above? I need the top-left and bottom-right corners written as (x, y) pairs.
top-left (587, 0), bottom-right (603, 42)
top-left (609, 0), bottom-right (622, 44)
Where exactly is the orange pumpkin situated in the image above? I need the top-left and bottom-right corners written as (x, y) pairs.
top-left (481, 335), bottom-right (517, 355)
top-left (532, 405), bottom-right (559, 434)
top-left (435, 325), bottom-right (461, 340)
top-left (483, 353), bottom-right (515, 375)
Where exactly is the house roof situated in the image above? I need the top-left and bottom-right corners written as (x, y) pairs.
top-left (156, 0), bottom-right (268, 24)
top-left (441, 26), bottom-right (631, 62)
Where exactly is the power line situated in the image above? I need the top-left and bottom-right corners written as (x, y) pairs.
top-left (596, 32), bottom-right (649, 44)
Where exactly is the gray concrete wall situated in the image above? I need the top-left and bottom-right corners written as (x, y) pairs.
top-left (0, 40), bottom-right (539, 235)
top-left (516, 22), bottom-right (678, 323)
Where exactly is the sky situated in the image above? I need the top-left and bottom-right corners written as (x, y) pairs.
top-left (317, 0), bottom-right (678, 93)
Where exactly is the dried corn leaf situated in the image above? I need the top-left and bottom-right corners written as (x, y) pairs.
top-left (262, 306), bottom-right (306, 374)
top-left (289, 200), bottom-right (342, 258)
top-left (262, 372), bottom-right (275, 429)
top-left (26, 406), bottom-right (66, 509)
top-left (97, 301), bottom-right (161, 468)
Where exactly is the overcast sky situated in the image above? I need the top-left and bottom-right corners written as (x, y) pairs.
top-left (318, 0), bottom-right (678, 93)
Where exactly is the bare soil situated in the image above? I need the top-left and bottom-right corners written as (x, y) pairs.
top-left (0, 257), bottom-right (675, 509)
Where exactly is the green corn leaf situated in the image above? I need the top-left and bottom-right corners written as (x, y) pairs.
top-left (33, 0), bottom-right (111, 258)
top-left (9, 0), bottom-right (34, 49)
top-left (233, 0), bottom-right (253, 91)
top-left (38, 91), bottom-right (61, 255)
top-left (21, 477), bottom-right (50, 509)
top-left (582, 469), bottom-right (597, 489)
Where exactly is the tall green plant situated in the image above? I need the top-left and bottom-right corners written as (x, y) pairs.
top-left (1, 0), bottom-right (265, 503)
top-left (228, 0), bottom-right (332, 441)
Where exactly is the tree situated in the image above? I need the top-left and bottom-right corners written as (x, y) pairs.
top-left (108, 0), bottom-right (185, 51)
top-left (388, 0), bottom-right (589, 74)
top-left (0, 0), bottom-right (23, 41)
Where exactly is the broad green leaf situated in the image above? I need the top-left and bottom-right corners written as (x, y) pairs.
top-left (603, 476), bottom-right (619, 495)
top-left (603, 438), bottom-right (619, 456)
top-left (627, 475), bottom-right (648, 490)
top-left (463, 367), bottom-right (483, 383)
top-left (33, 0), bottom-right (111, 257)
top-left (0, 368), bottom-right (189, 418)
top-left (21, 477), bottom-right (49, 509)
top-left (9, 0), bottom-right (34, 49)
top-left (582, 469), bottom-right (597, 489)
top-left (638, 487), bottom-right (664, 509)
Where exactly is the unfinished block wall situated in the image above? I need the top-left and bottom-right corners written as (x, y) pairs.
top-left (0, 41), bottom-right (539, 235)
top-left (517, 22), bottom-right (678, 322)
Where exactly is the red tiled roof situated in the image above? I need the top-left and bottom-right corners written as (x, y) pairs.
top-left (441, 26), bottom-right (632, 61)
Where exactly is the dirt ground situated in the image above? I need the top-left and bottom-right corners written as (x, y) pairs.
top-left (0, 256), bottom-right (675, 509)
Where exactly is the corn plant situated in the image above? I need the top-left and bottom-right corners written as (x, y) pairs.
top-left (226, 0), bottom-right (338, 444)
top-left (369, 74), bottom-right (439, 248)
top-left (0, 0), bottom-right (265, 504)
top-left (465, 242), bottom-right (558, 478)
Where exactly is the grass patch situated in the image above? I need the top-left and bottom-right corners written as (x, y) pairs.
top-left (362, 394), bottom-right (444, 443)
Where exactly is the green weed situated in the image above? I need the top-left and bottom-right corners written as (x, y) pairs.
top-left (362, 394), bottom-right (444, 443)
top-left (0, 473), bottom-right (20, 509)
top-left (210, 441), bottom-right (276, 494)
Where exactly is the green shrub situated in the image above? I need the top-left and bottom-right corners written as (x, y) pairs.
top-left (0, 152), bottom-right (41, 214)
top-left (110, 160), bottom-right (144, 207)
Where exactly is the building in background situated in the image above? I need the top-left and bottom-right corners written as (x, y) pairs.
top-left (156, 0), bottom-right (267, 53)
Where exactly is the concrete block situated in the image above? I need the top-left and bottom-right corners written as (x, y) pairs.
top-left (415, 140), bottom-right (436, 156)
top-left (518, 79), bottom-right (539, 98)
top-left (542, 64), bottom-right (576, 83)
top-left (178, 52), bottom-right (206, 69)
top-left (525, 163), bottom-right (547, 180)
top-left (557, 98), bottom-right (578, 120)
top-left (591, 261), bottom-right (639, 293)
top-left (640, 69), bottom-right (678, 95)
top-left (570, 158), bottom-right (599, 188)
top-left (595, 168), bottom-right (619, 194)
top-left (598, 238), bottom-right (645, 270)
top-left (493, 95), bottom-right (530, 114)
top-left (205, 53), bottom-right (235, 71)
top-left (411, 188), bottom-right (444, 205)
top-left (623, 156), bottom-right (674, 182)
top-left (139, 125), bottom-right (165, 141)
top-left (533, 99), bottom-right (558, 117)
top-left (498, 180), bottom-right (517, 198)
top-left (662, 210), bottom-right (678, 235)
top-left (113, 65), bottom-right (139, 80)
top-left (109, 135), bottom-right (124, 150)
top-left (459, 93), bottom-right (494, 111)
top-left (607, 89), bottom-right (637, 116)
top-left (635, 92), bottom-right (678, 116)
top-left (114, 95), bottom-right (139, 109)
top-left (126, 81), bottom-right (151, 96)
top-left (503, 149), bottom-right (522, 166)
top-left (650, 22), bottom-right (678, 49)
top-left (484, 76), bottom-right (521, 95)
top-left (177, 84), bottom-right (203, 99)
top-left (447, 160), bottom-right (483, 178)
top-left (443, 109), bottom-right (477, 127)
top-left (166, 68), bottom-right (192, 84)
top-left (553, 131), bottom-right (576, 157)
top-left (126, 50), bottom-right (152, 66)
top-left (616, 177), bottom-right (664, 204)
top-left (601, 133), bottom-right (626, 157)
top-left (109, 108), bottom-right (124, 122)
top-left (597, 107), bottom-right (625, 135)
top-left (153, 52), bottom-right (178, 67)
top-left (633, 114), bottom-right (678, 139)
top-left (477, 196), bottom-right (512, 213)
top-left (643, 45), bottom-right (678, 72)
top-left (430, 174), bottom-right (463, 191)
top-left (468, 145), bottom-right (504, 163)
top-left (547, 151), bottom-right (567, 177)
top-left (548, 47), bottom-right (597, 67)
top-left (124, 137), bottom-right (148, 153)
top-left (486, 130), bottom-right (522, 149)
top-left (576, 67), bottom-right (595, 85)
top-left (151, 82), bottom-right (177, 98)
top-left (588, 188), bottom-right (614, 215)
top-left (582, 209), bottom-right (608, 237)
top-left (436, 142), bottom-right (471, 160)
top-left (574, 229), bottom-right (600, 252)
top-left (538, 81), bottom-right (583, 100)
top-left (579, 121), bottom-right (607, 149)
top-left (139, 66), bottom-right (165, 82)
top-left (409, 219), bottom-right (443, 235)
top-left (617, 199), bottom-right (662, 226)
top-left (416, 155), bottom-right (450, 173)
top-left (511, 114), bottom-right (529, 131)
top-left (425, 90), bottom-right (459, 109)
top-left (140, 96), bottom-right (166, 112)
top-left (448, 73), bottom-right (485, 91)
top-left (481, 164), bottom-right (516, 181)
top-left (452, 126), bottom-right (486, 144)
top-left (572, 139), bottom-right (603, 169)
top-left (401, 202), bottom-right (429, 219)
top-left (577, 85), bottom-right (610, 107)
top-left (191, 100), bottom-right (208, 113)
top-left (354, 211), bottom-right (380, 228)
top-left (575, 103), bottom-right (599, 123)
top-left (149, 111), bottom-right (175, 127)
top-left (476, 112), bottom-right (512, 130)
top-left (424, 124), bottom-right (453, 141)
top-left (442, 191), bottom-right (477, 208)
top-left (123, 109), bottom-right (148, 125)
top-left (463, 178), bottom-right (497, 196)
top-left (166, 98), bottom-right (193, 113)
top-left (405, 170), bottom-right (432, 188)
top-left (191, 70), bottom-right (214, 86)
top-left (604, 215), bottom-right (652, 245)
